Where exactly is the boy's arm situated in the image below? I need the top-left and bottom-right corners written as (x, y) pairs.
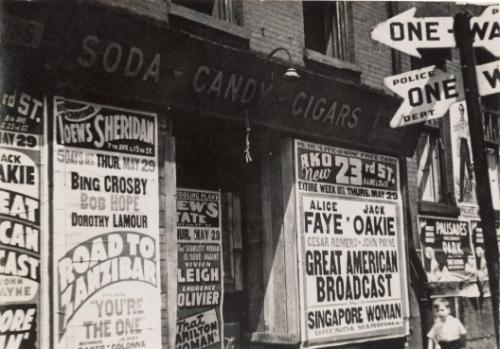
top-left (458, 319), bottom-right (467, 347)
top-left (458, 334), bottom-right (466, 348)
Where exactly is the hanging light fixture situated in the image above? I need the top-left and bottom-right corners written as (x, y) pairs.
top-left (265, 47), bottom-right (301, 81)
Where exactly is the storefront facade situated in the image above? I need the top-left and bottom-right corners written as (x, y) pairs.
top-left (1, 1), bottom-right (498, 349)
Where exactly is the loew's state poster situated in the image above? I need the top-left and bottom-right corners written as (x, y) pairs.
top-left (176, 188), bottom-right (224, 349)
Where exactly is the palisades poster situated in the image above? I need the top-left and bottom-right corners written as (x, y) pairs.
top-left (294, 140), bottom-right (409, 348)
top-left (0, 86), bottom-right (44, 349)
top-left (419, 217), bottom-right (475, 284)
top-left (52, 97), bottom-right (162, 349)
top-left (176, 188), bottom-right (223, 349)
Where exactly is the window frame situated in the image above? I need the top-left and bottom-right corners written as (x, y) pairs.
top-left (416, 123), bottom-right (449, 205)
top-left (171, 0), bottom-right (243, 26)
top-left (303, 1), bottom-right (354, 63)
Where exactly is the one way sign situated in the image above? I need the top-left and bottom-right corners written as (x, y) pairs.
top-left (371, 8), bottom-right (455, 58)
top-left (471, 5), bottom-right (500, 58)
top-left (371, 5), bottom-right (500, 58)
top-left (477, 59), bottom-right (500, 97)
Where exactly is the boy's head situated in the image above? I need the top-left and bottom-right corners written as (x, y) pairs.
top-left (433, 298), bottom-right (451, 321)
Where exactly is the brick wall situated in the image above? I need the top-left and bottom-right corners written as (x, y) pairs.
top-left (244, 0), bottom-right (304, 66)
top-left (352, 1), bottom-right (394, 90)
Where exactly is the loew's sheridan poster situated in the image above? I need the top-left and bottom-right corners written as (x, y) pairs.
top-left (176, 188), bottom-right (224, 349)
top-left (295, 139), bottom-right (409, 348)
top-left (0, 85), bottom-right (44, 349)
top-left (52, 97), bottom-right (162, 349)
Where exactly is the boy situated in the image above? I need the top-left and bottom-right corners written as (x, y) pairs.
top-left (427, 298), bottom-right (466, 349)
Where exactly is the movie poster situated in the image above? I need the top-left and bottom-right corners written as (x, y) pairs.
top-left (294, 140), bottom-right (409, 348)
top-left (419, 217), bottom-right (474, 285)
top-left (52, 97), bottom-right (162, 349)
top-left (0, 86), bottom-right (44, 349)
top-left (176, 188), bottom-right (223, 349)
top-left (470, 221), bottom-right (490, 296)
top-left (449, 102), bottom-right (477, 207)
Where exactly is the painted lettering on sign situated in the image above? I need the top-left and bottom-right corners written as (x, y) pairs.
top-left (390, 21), bottom-right (441, 42)
top-left (291, 92), bottom-right (360, 129)
top-left (77, 35), bottom-right (161, 83)
top-left (0, 15), bottom-right (44, 49)
top-left (192, 65), bottom-right (273, 106)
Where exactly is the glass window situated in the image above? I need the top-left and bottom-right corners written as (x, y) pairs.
top-left (172, 0), bottom-right (243, 25)
top-left (411, 48), bottom-right (451, 71)
top-left (303, 1), bottom-right (354, 62)
top-left (484, 110), bottom-right (499, 144)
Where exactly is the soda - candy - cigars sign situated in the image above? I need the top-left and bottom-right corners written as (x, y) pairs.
top-left (295, 140), bottom-right (409, 348)
top-left (51, 97), bottom-right (162, 349)
top-left (37, 3), bottom-right (418, 156)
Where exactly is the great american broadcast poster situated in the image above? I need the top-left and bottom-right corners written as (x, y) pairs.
top-left (295, 139), bottom-right (409, 348)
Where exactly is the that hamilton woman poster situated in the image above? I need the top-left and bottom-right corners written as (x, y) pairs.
top-left (175, 188), bottom-right (224, 349)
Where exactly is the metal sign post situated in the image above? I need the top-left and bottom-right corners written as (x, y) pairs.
top-left (454, 12), bottom-right (500, 347)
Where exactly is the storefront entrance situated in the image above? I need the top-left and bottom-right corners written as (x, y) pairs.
top-left (174, 115), bottom-right (246, 348)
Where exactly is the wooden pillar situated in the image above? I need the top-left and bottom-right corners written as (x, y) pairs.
top-left (160, 133), bottom-right (177, 349)
top-left (280, 137), bottom-right (299, 339)
top-left (248, 133), bottom-right (299, 346)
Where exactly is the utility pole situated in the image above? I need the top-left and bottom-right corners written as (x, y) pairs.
top-left (454, 12), bottom-right (500, 347)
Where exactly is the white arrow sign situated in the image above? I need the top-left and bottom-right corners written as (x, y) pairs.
top-left (371, 8), bottom-right (455, 58)
top-left (384, 66), bottom-right (464, 128)
top-left (471, 5), bottom-right (500, 57)
top-left (476, 59), bottom-right (500, 96)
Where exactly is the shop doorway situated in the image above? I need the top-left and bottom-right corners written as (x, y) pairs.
top-left (174, 115), bottom-right (246, 348)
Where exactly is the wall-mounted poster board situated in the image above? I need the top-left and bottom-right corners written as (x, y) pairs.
top-left (418, 217), bottom-right (475, 285)
top-left (294, 139), bottom-right (409, 348)
top-left (51, 97), bottom-right (162, 349)
top-left (0, 85), bottom-right (45, 349)
top-left (176, 188), bottom-right (224, 349)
